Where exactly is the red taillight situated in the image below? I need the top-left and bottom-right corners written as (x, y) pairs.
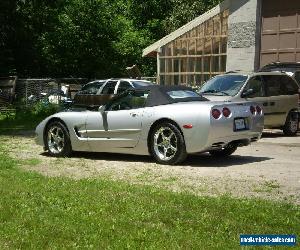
top-left (222, 107), bottom-right (231, 118)
top-left (256, 105), bottom-right (262, 114)
top-left (250, 105), bottom-right (256, 115)
top-left (212, 109), bottom-right (221, 119)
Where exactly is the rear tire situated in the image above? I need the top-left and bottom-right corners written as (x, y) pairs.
top-left (209, 143), bottom-right (237, 157)
top-left (45, 121), bottom-right (72, 157)
top-left (283, 112), bottom-right (298, 136)
top-left (149, 122), bottom-right (187, 165)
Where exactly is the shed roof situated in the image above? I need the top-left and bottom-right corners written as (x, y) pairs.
top-left (142, 0), bottom-right (230, 57)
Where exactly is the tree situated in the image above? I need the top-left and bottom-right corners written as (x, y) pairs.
top-left (0, 0), bottom-right (223, 78)
top-left (163, 0), bottom-right (222, 33)
top-left (37, 0), bottom-right (117, 78)
top-left (0, 0), bottom-right (18, 75)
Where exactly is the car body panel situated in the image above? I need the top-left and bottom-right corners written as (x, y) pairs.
top-left (35, 110), bottom-right (90, 152)
top-left (85, 107), bottom-right (144, 149)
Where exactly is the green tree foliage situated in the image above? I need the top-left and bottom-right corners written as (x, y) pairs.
top-left (0, 0), bottom-right (222, 78)
top-left (38, 0), bottom-right (118, 77)
top-left (163, 0), bottom-right (222, 33)
top-left (0, 0), bottom-right (18, 75)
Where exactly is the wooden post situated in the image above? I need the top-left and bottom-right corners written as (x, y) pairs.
top-left (157, 49), bottom-right (160, 85)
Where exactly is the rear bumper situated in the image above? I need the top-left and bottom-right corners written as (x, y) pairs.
top-left (206, 132), bottom-right (261, 151)
top-left (187, 130), bottom-right (262, 154)
top-left (186, 114), bottom-right (263, 153)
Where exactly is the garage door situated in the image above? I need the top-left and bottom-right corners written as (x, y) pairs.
top-left (260, 0), bottom-right (300, 67)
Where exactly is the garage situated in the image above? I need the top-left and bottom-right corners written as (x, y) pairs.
top-left (260, 0), bottom-right (300, 67)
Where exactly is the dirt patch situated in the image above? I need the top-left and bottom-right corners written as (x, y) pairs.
top-left (1, 132), bottom-right (300, 204)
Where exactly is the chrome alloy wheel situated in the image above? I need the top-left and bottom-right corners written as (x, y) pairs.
top-left (153, 127), bottom-right (178, 161)
top-left (47, 126), bottom-right (65, 154)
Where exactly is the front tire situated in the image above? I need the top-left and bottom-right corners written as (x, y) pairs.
top-left (45, 121), bottom-right (72, 157)
top-left (150, 122), bottom-right (187, 165)
top-left (283, 112), bottom-right (298, 136)
top-left (209, 143), bottom-right (237, 157)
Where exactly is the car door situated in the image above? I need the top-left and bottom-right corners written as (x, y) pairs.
top-left (242, 76), bottom-right (273, 126)
top-left (85, 90), bottom-right (147, 151)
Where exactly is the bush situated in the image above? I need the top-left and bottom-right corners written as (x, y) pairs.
top-left (31, 101), bottom-right (59, 117)
top-left (0, 101), bottom-right (61, 131)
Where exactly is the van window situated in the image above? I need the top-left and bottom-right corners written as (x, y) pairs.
top-left (294, 71), bottom-right (300, 85)
top-left (244, 76), bottom-right (265, 97)
top-left (279, 75), bottom-right (299, 95)
top-left (261, 75), bottom-right (281, 96)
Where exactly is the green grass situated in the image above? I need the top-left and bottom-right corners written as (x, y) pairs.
top-left (0, 147), bottom-right (299, 249)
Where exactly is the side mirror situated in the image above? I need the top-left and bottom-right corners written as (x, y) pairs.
top-left (98, 105), bottom-right (106, 114)
top-left (241, 88), bottom-right (254, 98)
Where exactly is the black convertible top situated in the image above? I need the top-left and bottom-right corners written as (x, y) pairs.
top-left (134, 85), bottom-right (208, 107)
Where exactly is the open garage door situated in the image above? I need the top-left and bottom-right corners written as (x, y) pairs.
top-left (260, 0), bottom-right (300, 67)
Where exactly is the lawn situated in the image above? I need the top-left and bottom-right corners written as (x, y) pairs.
top-left (0, 145), bottom-right (299, 249)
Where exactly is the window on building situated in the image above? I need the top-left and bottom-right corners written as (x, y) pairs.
top-left (159, 10), bottom-right (229, 86)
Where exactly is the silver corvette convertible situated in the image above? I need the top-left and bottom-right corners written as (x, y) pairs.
top-left (36, 85), bottom-right (264, 164)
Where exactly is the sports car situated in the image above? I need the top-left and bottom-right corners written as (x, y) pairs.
top-left (35, 85), bottom-right (264, 165)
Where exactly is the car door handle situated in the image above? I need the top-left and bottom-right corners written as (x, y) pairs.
top-left (263, 102), bottom-right (268, 106)
top-left (269, 102), bottom-right (275, 106)
top-left (130, 112), bottom-right (137, 117)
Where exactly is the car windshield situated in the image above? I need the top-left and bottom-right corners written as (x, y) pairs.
top-left (131, 81), bottom-right (154, 88)
top-left (200, 75), bottom-right (248, 96)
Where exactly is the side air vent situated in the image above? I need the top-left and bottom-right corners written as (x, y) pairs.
top-left (74, 127), bottom-right (82, 137)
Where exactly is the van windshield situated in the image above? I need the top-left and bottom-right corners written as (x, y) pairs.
top-left (200, 75), bottom-right (248, 96)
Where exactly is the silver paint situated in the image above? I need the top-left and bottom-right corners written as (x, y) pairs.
top-left (35, 101), bottom-right (264, 156)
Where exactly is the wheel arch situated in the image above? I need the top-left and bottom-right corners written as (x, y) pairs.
top-left (289, 108), bottom-right (299, 113)
top-left (43, 117), bottom-right (70, 146)
top-left (286, 108), bottom-right (299, 121)
top-left (147, 118), bottom-right (184, 154)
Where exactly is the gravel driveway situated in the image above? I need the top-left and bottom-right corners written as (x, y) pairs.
top-left (2, 129), bottom-right (300, 204)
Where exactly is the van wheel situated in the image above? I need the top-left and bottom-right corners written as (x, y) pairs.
top-left (209, 143), bottom-right (237, 157)
top-left (283, 112), bottom-right (298, 136)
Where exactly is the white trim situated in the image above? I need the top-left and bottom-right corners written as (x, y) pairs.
top-left (142, 0), bottom-right (230, 57)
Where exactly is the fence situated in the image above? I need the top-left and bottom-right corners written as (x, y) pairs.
top-left (1, 76), bottom-right (158, 111)
top-left (0, 78), bottom-right (88, 113)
